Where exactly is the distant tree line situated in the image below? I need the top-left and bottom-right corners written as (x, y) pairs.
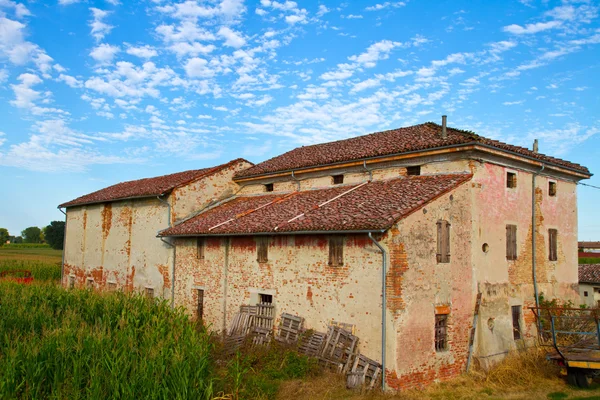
top-left (0, 221), bottom-right (65, 250)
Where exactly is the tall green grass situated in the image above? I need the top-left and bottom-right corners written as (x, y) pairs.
top-left (0, 260), bottom-right (61, 281)
top-left (0, 283), bottom-right (215, 399)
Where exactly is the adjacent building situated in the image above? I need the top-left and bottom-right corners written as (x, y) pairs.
top-left (578, 264), bottom-right (600, 308)
top-left (59, 158), bottom-right (252, 298)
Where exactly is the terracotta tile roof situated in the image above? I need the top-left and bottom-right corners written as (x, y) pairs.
top-left (234, 122), bottom-right (590, 179)
top-left (160, 174), bottom-right (472, 236)
top-left (60, 158), bottom-right (251, 208)
top-left (579, 242), bottom-right (600, 249)
top-left (579, 264), bottom-right (600, 284)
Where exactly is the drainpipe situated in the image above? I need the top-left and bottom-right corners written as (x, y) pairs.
top-left (363, 160), bottom-right (373, 181)
top-left (368, 232), bottom-right (387, 391)
top-left (57, 206), bottom-right (67, 286)
top-left (157, 194), bottom-right (176, 309)
top-left (222, 237), bottom-right (230, 334)
top-left (531, 139), bottom-right (544, 331)
top-left (291, 170), bottom-right (301, 191)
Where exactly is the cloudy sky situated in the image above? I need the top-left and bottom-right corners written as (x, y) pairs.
top-left (0, 0), bottom-right (599, 238)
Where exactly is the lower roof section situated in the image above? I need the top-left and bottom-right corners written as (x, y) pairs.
top-left (160, 173), bottom-right (472, 237)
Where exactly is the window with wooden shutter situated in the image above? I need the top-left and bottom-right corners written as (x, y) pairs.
top-left (512, 305), bottom-right (522, 340)
top-left (329, 236), bottom-right (344, 267)
top-left (196, 237), bottom-right (204, 260)
top-left (257, 237), bottom-right (269, 263)
top-left (435, 314), bottom-right (448, 351)
top-left (506, 225), bottom-right (517, 260)
top-left (436, 220), bottom-right (451, 263)
top-left (507, 172), bottom-right (517, 188)
top-left (548, 229), bottom-right (558, 261)
top-left (549, 181), bottom-right (557, 196)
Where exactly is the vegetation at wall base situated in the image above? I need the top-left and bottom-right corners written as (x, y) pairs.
top-left (579, 257), bottom-right (600, 265)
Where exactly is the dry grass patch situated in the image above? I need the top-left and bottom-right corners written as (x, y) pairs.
top-left (277, 349), bottom-right (600, 400)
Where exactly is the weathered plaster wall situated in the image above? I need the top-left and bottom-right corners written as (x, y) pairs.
top-left (63, 198), bottom-right (171, 295)
top-left (469, 161), bottom-right (579, 367)
top-left (171, 160), bottom-right (252, 222)
top-left (384, 180), bottom-right (473, 389)
top-left (174, 234), bottom-right (387, 361)
top-left (579, 283), bottom-right (600, 308)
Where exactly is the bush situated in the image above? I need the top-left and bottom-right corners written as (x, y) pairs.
top-left (3, 243), bottom-right (51, 249)
top-left (0, 260), bottom-right (61, 281)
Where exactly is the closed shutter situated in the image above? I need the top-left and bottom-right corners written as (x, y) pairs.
top-left (197, 289), bottom-right (204, 320)
top-left (257, 237), bottom-right (268, 263)
top-left (329, 236), bottom-right (344, 267)
top-left (197, 238), bottom-right (204, 260)
top-left (549, 229), bottom-right (558, 261)
top-left (506, 225), bottom-right (517, 260)
top-left (437, 220), bottom-right (450, 263)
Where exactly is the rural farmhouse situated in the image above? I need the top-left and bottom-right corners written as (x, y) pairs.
top-left (60, 119), bottom-right (591, 390)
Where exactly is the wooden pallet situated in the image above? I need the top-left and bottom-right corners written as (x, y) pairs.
top-left (329, 320), bottom-right (356, 335)
top-left (251, 326), bottom-right (272, 346)
top-left (298, 331), bottom-right (327, 357)
top-left (346, 353), bottom-right (381, 390)
top-left (276, 313), bottom-right (304, 344)
top-left (227, 305), bottom-right (257, 336)
top-left (255, 302), bottom-right (275, 331)
top-left (223, 334), bottom-right (246, 355)
top-left (320, 326), bottom-right (359, 374)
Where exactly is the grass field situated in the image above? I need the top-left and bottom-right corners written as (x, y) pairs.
top-left (1, 247), bottom-right (600, 399)
top-left (0, 246), bottom-right (62, 281)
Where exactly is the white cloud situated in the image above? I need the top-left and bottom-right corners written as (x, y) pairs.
top-left (350, 78), bottom-right (380, 93)
top-left (0, 68), bottom-right (7, 83)
top-left (316, 5), bottom-right (329, 17)
top-left (89, 43), bottom-right (119, 63)
top-left (503, 21), bottom-right (562, 35)
top-left (348, 40), bottom-right (400, 67)
top-left (258, 0), bottom-right (308, 24)
top-left (10, 73), bottom-right (42, 109)
top-left (58, 0), bottom-right (80, 5)
top-left (0, 0), bottom-right (31, 18)
top-left (0, 17), bottom-right (53, 73)
top-left (126, 44), bottom-right (158, 58)
top-left (89, 8), bottom-right (113, 41)
top-left (156, 0), bottom-right (246, 21)
top-left (184, 57), bottom-right (214, 78)
top-left (503, 100), bottom-right (525, 105)
top-left (217, 26), bottom-right (246, 48)
top-left (58, 74), bottom-right (83, 88)
top-left (365, 2), bottom-right (405, 11)
top-left (345, 14), bottom-right (363, 19)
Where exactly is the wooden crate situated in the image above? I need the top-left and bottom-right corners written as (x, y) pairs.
top-left (320, 326), bottom-right (359, 374)
top-left (346, 353), bottom-right (381, 390)
top-left (276, 313), bottom-right (304, 344)
top-left (298, 331), bottom-right (327, 357)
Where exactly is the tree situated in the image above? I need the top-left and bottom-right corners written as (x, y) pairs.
top-left (44, 221), bottom-right (65, 250)
top-left (13, 236), bottom-right (23, 244)
top-left (0, 228), bottom-right (8, 246)
top-left (21, 227), bottom-right (42, 244)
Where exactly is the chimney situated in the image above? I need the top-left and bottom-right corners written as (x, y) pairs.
top-left (441, 115), bottom-right (447, 139)
top-left (533, 139), bottom-right (538, 153)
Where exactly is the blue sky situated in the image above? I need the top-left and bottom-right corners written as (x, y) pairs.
top-left (0, 0), bottom-right (599, 238)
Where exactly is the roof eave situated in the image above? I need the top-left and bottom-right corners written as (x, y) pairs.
top-left (233, 142), bottom-right (591, 182)
top-left (158, 228), bottom-right (387, 238)
top-left (60, 192), bottom-right (170, 209)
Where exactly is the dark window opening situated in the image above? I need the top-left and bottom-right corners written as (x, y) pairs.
top-left (549, 181), bottom-right (557, 196)
top-left (86, 278), bottom-right (94, 289)
top-left (549, 229), bottom-right (558, 261)
top-left (146, 287), bottom-right (154, 299)
top-left (259, 293), bottom-right (273, 304)
top-left (333, 174), bottom-right (344, 184)
top-left (196, 237), bottom-right (205, 260)
top-left (328, 236), bottom-right (344, 267)
top-left (435, 314), bottom-right (448, 351)
top-left (257, 237), bottom-right (269, 263)
top-left (507, 172), bottom-right (517, 188)
top-left (506, 224), bottom-right (517, 260)
top-left (512, 305), bottom-right (522, 340)
top-left (407, 166), bottom-right (421, 176)
top-left (584, 291), bottom-right (589, 297)
top-left (108, 282), bottom-right (116, 291)
top-left (436, 220), bottom-right (451, 263)
top-left (265, 183), bottom-right (274, 192)
top-left (69, 276), bottom-right (75, 289)
top-left (197, 289), bottom-right (204, 320)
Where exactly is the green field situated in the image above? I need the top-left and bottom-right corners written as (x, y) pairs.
top-left (0, 246), bottom-right (62, 281)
